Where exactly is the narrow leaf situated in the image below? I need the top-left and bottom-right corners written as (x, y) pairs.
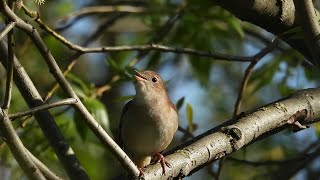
top-left (186, 103), bottom-right (193, 132)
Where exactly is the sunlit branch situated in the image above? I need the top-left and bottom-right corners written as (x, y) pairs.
top-left (21, 4), bottom-right (254, 63)
top-left (44, 14), bottom-right (126, 101)
top-left (2, 21), bottom-right (14, 109)
top-left (0, 109), bottom-right (45, 179)
top-left (233, 40), bottom-right (278, 116)
top-left (9, 98), bottom-right (77, 120)
top-left (1, 1), bottom-right (141, 177)
top-left (0, 39), bottom-right (89, 179)
top-left (0, 21), bottom-right (15, 40)
top-left (26, 149), bottom-right (63, 180)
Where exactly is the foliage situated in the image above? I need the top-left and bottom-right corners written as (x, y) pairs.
top-left (0, 0), bottom-right (319, 180)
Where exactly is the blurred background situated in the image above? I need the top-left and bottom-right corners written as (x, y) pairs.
top-left (0, 0), bottom-right (320, 179)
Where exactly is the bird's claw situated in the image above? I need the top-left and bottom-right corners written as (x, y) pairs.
top-left (154, 153), bottom-right (171, 175)
top-left (138, 167), bottom-right (145, 177)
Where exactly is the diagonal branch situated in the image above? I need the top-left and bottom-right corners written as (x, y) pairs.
top-left (0, 40), bottom-right (89, 180)
top-left (233, 40), bottom-right (278, 116)
top-left (141, 88), bottom-right (320, 179)
top-left (0, 1), bottom-right (140, 177)
top-left (26, 149), bottom-right (63, 180)
top-left (0, 21), bottom-right (15, 40)
top-left (0, 109), bottom-right (45, 180)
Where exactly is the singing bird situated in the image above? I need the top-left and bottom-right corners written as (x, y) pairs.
top-left (119, 70), bottom-right (178, 175)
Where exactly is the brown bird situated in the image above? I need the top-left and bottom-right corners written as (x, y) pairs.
top-left (119, 70), bottom-right (178, 175)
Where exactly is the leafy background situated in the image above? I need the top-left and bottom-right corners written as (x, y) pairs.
top-left (0, 0), bottom-right (319, 179)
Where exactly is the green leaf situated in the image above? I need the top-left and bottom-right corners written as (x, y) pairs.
top-left (190, 57), bottom-right (212, 86)
top-left (304, 65), bottom-right (318, 81)
top-left (249, 59), bottom-right (281, 93)
top-left (277, 26), bottom-right (304, 40)
top-left (226, 18), bottom-right (244, 38)
top-left (278, 84), bottom-right (295, 96)
top-left (176, 97), bottom-right (185, 111)
top-left (85, 98), bottom-right (111, 135)
top-left (106, 56), bottom-right (121, 73)
top-left (186, 103), bottom-right (194, 132)
top-left (67, 73), bottom-right (90, 96)
top-left (113, 95), bottom-right (135, 102)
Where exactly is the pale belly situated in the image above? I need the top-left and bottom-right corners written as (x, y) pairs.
top-left (121, 104), bottom-right (178, 156)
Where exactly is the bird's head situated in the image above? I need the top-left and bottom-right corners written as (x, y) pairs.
top-left (133, 70), bottom-right (167, 103)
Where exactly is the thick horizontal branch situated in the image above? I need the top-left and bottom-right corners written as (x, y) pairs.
top-left (142, 88), bottom-right (320, 179)
top-left (9, 98), bottom-right (77, 120)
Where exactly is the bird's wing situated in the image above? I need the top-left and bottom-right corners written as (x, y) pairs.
top-left (117, 100), bottom-right (133, 148)
top-left (168, 100), bottom-right (177, 112)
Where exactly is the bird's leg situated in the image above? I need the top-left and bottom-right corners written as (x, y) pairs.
top-left (138, 167), bottom-right (145, 177)
top-left (154, 153), bottom-right (171, 175)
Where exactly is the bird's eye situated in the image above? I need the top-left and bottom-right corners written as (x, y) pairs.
top-left (152, 77), bottom-right (157, 82)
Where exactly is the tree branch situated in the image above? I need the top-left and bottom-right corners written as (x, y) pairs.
top-left (0, 109), bottom-right (45, 180)
top-left (0, 1), bottom-right (140, 177)
top-left (9, 98), bottom-right (77, 120)
top-left (0, 21), bottom-right (15, 40)
top-left (0, 40), bottom-right (89, 180)
top-left (26, 149), bottom-right (63, 180)
top-left (213, 0), bottom-right (320, 69)
top-left (293, 0), bottom-right (320, 68)
top-left (44, 14), bottom-right (126, 101)
top-left (2, 21), bottom-right (14, 109)
top-left (141, 88), bottom-right (320, 179)
top-left (21, 4), bottom-right (253, 63)
top-left (233, 40), bottom-right (278, 116)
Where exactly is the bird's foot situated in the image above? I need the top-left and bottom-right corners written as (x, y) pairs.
top-left (138, 167), bottom-right (145, 177)
top-left (153, 153), bottom-right (171, 175)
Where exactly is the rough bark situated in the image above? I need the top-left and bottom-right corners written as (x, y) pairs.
top-left (142, 88), bottom-right (320, 179)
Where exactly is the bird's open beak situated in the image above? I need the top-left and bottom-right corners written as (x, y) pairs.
top-left (134, 70), bottom-right (147, 81)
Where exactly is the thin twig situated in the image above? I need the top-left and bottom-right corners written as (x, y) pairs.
top-left (55, 5), bottom-right (146, 32)
top-left (2, 1), bottom-right (15, 109)
top-left (2, 21), bottom-right (14, 109)
top-left (44, 14), bottom-right (126, 101)
top-left (0, 21), bottom-right (15, 40)
top-left (233, 41), bottom-right (278, 116)
top-left (9, 98), bottom-right (77, 120)
top-left (26, 149), bottom-right (63, 180)
top-left (0, 109), bottom-right (45, 180)
top-left (64, 5), bottom-right (145, 17)
top-left (213, 40), bottom-right (278, 180)
top-left (21, 4), bottom-right (253, 62)
top-left (1, 2), bottom-right (141, 177)
top-left (128, 3), bottom-right (185, 66)
top-left (0, 40), bottom-right (89, 179)
top-left (227, 145), bottom-right (320, 167)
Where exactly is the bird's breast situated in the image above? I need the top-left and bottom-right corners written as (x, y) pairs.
top-left (121, 99), bottom-right (178, 156)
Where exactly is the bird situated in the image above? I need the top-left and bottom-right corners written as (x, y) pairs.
top-left (119, 70), bottom-right (178, 175)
